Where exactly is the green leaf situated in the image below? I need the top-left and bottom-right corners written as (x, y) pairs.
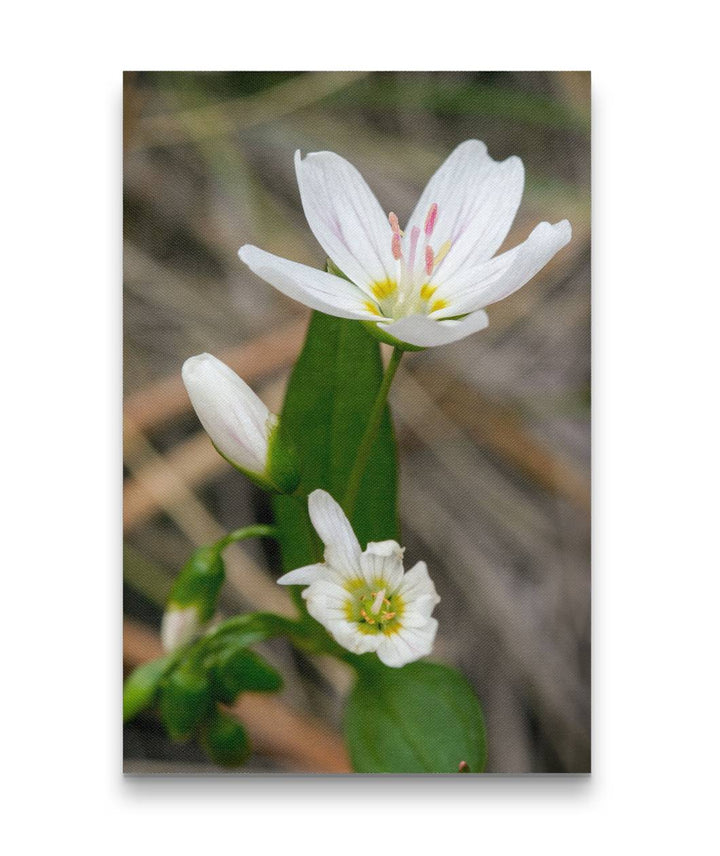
top-left (272, 311), bottom-right (399, 572)
top-left (201, 709), bottom-right (251, 768)
top-left (344, 661), bottom-right (487, 773)
top-left (213, 647), bottom-right (283, 702)
top-left (123, 654), bottom-right (175, 722)
top-left (159, 661), bottom-right (212, 742)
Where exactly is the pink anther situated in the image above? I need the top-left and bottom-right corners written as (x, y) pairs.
top-left (391, 233), bottom-right (403, 260)
top-left (388, 212), bottom-right (401, 235)
top-left (424, 203), bottom-right (438, 237)
top-left (425, 245), bottom-right (434, 276)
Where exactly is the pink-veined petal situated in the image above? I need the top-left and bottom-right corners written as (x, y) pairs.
top-left (295, 150), bottom-right (396, 294)
top-left (406, 140), bottom-right (524, 280)
top-left (360, 540), bottom-right (405, 590)
top-left (307, 489), bottom-right (362, 576)
top-left (276, 564), bottom-right (325, 586)
top-left (376, 618), bottom-right (439, 667)
top-left (238, 245), bottom-right (382, 320)
top-left (377, 309), bottom-right (489, 348)
top-left (434, 220), bottom-right (572, 316)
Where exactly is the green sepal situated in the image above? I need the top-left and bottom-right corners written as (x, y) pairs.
top-left (167, 545), bottom-right (225, 622)
top-left (123, 654), bottom-right (175, 722)
top-left (201, 709), bottom-right (251, 768)
top-left (212, 647), bottom-right (283, 703)
top-left (344, 661), bottom-right (488, 773)
top-left (159, 661), bottom-right (212, 742)
top-left (266, 423), bottom-right (301, 494)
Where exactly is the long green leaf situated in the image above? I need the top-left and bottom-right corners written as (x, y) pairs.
top-left (273, 312), bottom-right (399, 572)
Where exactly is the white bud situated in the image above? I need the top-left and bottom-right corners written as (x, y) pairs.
top-left (160, 605), bottom-right (201, 652)
top-left (182, 353), bottom-right (277, 479)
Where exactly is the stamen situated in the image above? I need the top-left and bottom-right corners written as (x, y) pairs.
top-left (388, 212), bottom-right (403, 237)
top-left (407, 226), bottom-right (420, 276)
top-left (425, 245), bottom-right (434, 276)
top-left (360, 609), bottom-right (375, 625)
top-left (370, 589), bottom-right (386, 615)
top-left (424, 203), bottom-right (438, 237)
top-left (433, 239), bottom-right (452, 268)
top-left (381, 611), bottom-right (396, 621)
top-left (391, 233), bottom-right (403, 260)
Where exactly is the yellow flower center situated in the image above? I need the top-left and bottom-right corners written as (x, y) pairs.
top-left (343, 578), bottom-right (404, 635)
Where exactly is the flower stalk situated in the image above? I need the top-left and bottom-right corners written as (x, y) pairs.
top-left (342, 347), bottom-right (402, 521)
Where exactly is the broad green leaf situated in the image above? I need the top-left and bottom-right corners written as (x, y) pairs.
top-left (273, 311), bottom-right (399, 572)
top-left (123, 654), bottom-right (175, 722)
top-left (344, 661), bottom-right (487, 773)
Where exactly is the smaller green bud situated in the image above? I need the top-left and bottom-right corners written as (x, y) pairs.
top-left (161, 546), bottom-right (225, 651)
top-left (201, 710), bottom-right (251, 769)
top-left (159, 661), bottom-right (211, 742)
top-left (213, 647), bottom-right (283, 704)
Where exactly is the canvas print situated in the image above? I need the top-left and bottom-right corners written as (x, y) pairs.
top-left (123, 71), bottom-right (590, 774)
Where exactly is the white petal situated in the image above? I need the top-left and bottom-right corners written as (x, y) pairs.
top-left (360, 540), bottom-right (405, 590)
top-left (276, 564), bottom-right (325, 586)
top-left (238, 245), bottom-right (381, 321)
top-left (307, 489), bottom-right (362, 576)
top-left (376, 618), bottom-right (439, 667)
top-left (377, 310), bottom-right (489, 348)
top-left (295, 150), bottom-right (396, 293)
top-left (397, 561), bottom-right (441, 608)
top-left (182, 353), bottom-right (271, 473)
top-left (436, 220), bottom-right (572, 316)
top-left (406, 140), bottom-right (524, 279)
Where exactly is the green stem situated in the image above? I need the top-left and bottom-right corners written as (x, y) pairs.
top-left (215, 524), bottom-right (277, 552)
top-left (342, 347), bottom-right (402, 520)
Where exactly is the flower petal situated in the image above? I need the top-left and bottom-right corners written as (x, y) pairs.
top-left (307, 489), bottom-right (362, 576)
top-left (376, 618), bottom-right (439, 667)
top-left (295, 150), bottom-right (396, 293)
top-left (276, 564), bottom-right (325, 586)
top-left (406, 140), bottom-right (524, 279)
top-left (377, 309), bottom-right (489, 348)
top-left (397, 561), bottom-right (441, 607)
top-left (238, 245), bottom-right (382, 320)
top-left (436, 220), bottom-right (572, 316)
top-left (360, 540), bottom-right (405, 590)
top-left (182, 353), bottom-right (272, 473)
top-left (303, 579), bottom-right (381, 655)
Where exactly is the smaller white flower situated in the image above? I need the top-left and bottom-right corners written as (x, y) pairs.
top-left (160, 605), bottom-right (200, 652)
top-left (182, 353), bottom-right (298, 492)
top-left (277, 489), bottom-right (440, 667)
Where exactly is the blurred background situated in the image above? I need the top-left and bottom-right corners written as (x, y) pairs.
top-left (123, 71), bottom-right (590, 774)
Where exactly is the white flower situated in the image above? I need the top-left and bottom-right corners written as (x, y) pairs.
top-left (239, 139), bottom-right (571, 348)
top-left (160, 605), bottom-right (201, 652)
top-left (182, 353), bottom-right (298, 491)
top-left (277, 489), bottom-right (440, 667)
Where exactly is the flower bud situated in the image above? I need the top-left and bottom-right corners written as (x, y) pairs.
top-left (161, 545), bottom-right (225, 652)
top-left (160, 605), bottom-right (201, 652)
top-left (182, 353), bottom-right (299, 493)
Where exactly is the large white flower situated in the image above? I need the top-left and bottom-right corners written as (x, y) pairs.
top-left (239, 140), bottom-right (571, 348)
top-left (277, 489), bottom-right (440, 667)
